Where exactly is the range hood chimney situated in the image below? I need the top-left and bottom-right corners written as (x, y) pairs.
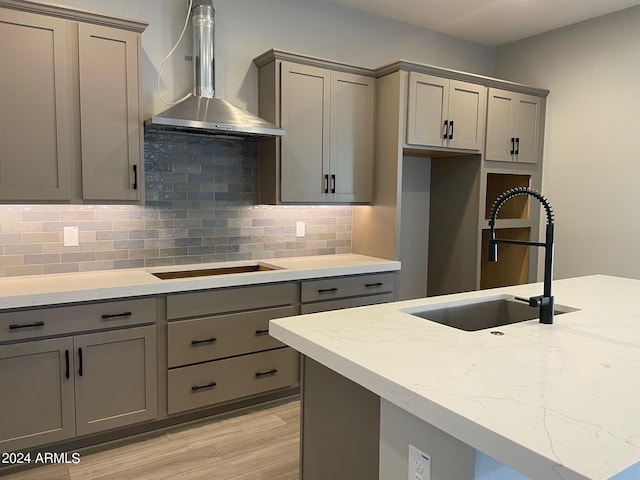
top-left (145, 1), bottom-right (284, 140)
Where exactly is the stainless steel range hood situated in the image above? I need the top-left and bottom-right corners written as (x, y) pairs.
top-left (145, 1), bottom-right (284, 140)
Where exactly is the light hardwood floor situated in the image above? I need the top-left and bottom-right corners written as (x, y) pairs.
top-left (1, 399), bottom-right (300, 480)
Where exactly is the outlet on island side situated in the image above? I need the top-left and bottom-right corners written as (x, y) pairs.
top-left (408, 444), bottom-right (431, 480)
top-left (63, 226), bottom-right (79, 247)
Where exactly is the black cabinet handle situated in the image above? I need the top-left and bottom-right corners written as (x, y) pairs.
top-left (65, 350), bottom-right (70, 380)
top-left (191, 337), bottom-right (217, 345)
top-left (101, 312), bottom-right (132, 320)
top-left (448, 120), bottom-right (454, 140)
top-left (255, 368), bottom-right (278, 377)
top-left (78, 348), bottom-right (83, 377)
top-left (317, 287), bottom-right (338, 293)
top-left (191, 382), bottom-right (217, 391)
top-left (330, 174), bottom-right (336, 194)
top-left (255, 329), bottom-right (269, 336)
top-left (510, 137), bottom-right (515, 155)
top-left (515, 137), bottom-right (520, 155)
top-left (365, 282), bottom-right (384, 288)
top-left (133, 164), bottom-right (138, 190)
top-left (443, 120), bottom-right (449, 139)
top-left (324, 174), bottom-right (329, 194)
top-left (9, 321), bottom-right (45, 330)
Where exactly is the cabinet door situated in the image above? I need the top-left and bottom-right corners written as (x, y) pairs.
top-left (486, 89), bottom-right (543, 164)
top-left (0, 9), bottom-right (72, 201)
top-left (513, 94), bottom-right (542, 164)
top-left (447, 80), bottom-right (486, 151)
top-left (78, 23), bottom-right (141, 201)
top-left (330, 72), bottom-right (374, 203)
top-left (0, 337), bottom-right (75, 452)
top-left (74, 325), bottom-right (157, 436)
top-left (406, 72), bottom-right (449, 147)
top-left (280, 62), bottom-right (330, 203)
top-left (485, 88), bottom-right (515, 162)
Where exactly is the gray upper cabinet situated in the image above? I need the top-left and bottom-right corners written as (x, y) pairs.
top-left (406, 72), bottom-right (486, 151)
top-left (280, 62), bottom-right (330, 203)
top-left (78, 23), bottom-right (142, 201)
top-left (0, 8), bottom-right (73, 201)
top-left (255, 50), bottom-right (375, 204)
top-left (485, 88), bottom-right (543, 164)
top-left (0, 2), bottom-right (146, 203)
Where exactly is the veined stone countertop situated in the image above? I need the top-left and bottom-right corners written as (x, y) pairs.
top-left (270, 275), bottom-right (640, 480)
top-left (0, 254), bottom-right (400, 310)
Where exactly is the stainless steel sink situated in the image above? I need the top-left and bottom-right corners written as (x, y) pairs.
top-left (151, 263), bottom-right (279, 280)
top-left (402, 295), bottom-right (578, 331)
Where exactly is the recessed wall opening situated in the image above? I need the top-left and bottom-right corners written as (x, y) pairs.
top-left (485, 173), bottom-right (532, 220)
top-left (480, 227), bottom-right (531, 289)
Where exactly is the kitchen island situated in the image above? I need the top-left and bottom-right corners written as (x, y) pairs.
top-left (269, 275), bottom-right (640, 480)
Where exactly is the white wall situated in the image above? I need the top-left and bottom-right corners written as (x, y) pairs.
top-left (46, 0), bottom-right (495, 117)
top-left (496, 6), bottom-right (640, 280)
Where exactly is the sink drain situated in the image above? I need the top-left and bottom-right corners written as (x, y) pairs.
top-left (490, 331), bottom-right (505, 336)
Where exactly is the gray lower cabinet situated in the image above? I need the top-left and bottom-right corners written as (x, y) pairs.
top-left (301, 272), bottom-right (395, 314)
top-left (167, 283), bottom-right (299, 415)
top-left (0, 337), bottom-right (76, 452)
top-left (74, 326), bottom-right (157, 436)
top-left (0, 299), bottom-right (157, 452)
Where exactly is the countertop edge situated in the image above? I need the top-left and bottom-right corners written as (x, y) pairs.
top-left (0, 254), bottom-right (400, 311)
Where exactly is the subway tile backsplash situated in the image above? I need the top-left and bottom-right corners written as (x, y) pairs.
top-left (0, 133), bottom-right (352, 277)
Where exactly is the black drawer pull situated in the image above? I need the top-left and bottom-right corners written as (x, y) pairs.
top-left (365, 282), bottom-right (384, 288)
top-left (191, 337), bottom-right (217, 345)
top-left (318, 287), bottom-right (338, 293)
top-left (101, 312), bottom-right (132, 320)
top-left (65, 350), bottom-right (70, 380)
top-left (448, 120), bottom-right (454, 140)
top-left (78, 348), bottom-right (83, 377)
top-left (9, 321), bottom-right (45, 330)
top-left (191, 382), bottom-right (217, 391)
top-left (255, 368), bottom-right (278, 377)
top-left (255, 329), bottom-right (270, 336)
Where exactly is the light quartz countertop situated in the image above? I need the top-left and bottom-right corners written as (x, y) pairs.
top-left (270, 275), bottom-right (640, 480)
top-left (0, 254), bottom-right (400, 310)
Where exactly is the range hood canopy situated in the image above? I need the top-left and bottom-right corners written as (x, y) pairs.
top-left (145, 1), bottom-right (284, 140)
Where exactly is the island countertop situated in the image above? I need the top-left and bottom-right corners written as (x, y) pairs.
top-left (0, 254), bottom-right (400, 310)
top-left (269, 275), bottom-right (640, 480)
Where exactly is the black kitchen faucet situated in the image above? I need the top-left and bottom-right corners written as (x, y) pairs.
top-left (488, 187), bottom-right (555, 324)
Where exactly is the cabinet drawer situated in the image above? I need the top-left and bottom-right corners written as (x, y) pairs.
top-left (168, 348), bottom-right (298, 415)
top-left (167, 283), bottom-right (295, 320)
top-left (301, 273), bottom-right (394, 303)
top-left (0, 298), bottom-right (156, 343)
top-left (168, 306), bottom-right (295, 368)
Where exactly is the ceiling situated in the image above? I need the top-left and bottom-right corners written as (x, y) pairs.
top-left (324, 0), bottom-right (640, 46)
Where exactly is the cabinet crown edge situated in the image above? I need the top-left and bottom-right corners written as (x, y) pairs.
top-left (0, 0), bottom-right (148, 32)
top-left (253, 49), bottom-right (548, 98)
top-left (253, 49), bottom-right (377, 77)
top-left (377, 60), bottom-right (549, 97)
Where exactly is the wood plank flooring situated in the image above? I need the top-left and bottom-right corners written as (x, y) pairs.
top-left (1, 399), bottom-right (300, 480)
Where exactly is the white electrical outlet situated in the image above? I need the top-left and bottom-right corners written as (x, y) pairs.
top-left (63, 226), bottom-right (79, 247)
top-left (296, 221), bottom-right (305, 238)
top-left (408, 445), bottom-right (431, 480)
